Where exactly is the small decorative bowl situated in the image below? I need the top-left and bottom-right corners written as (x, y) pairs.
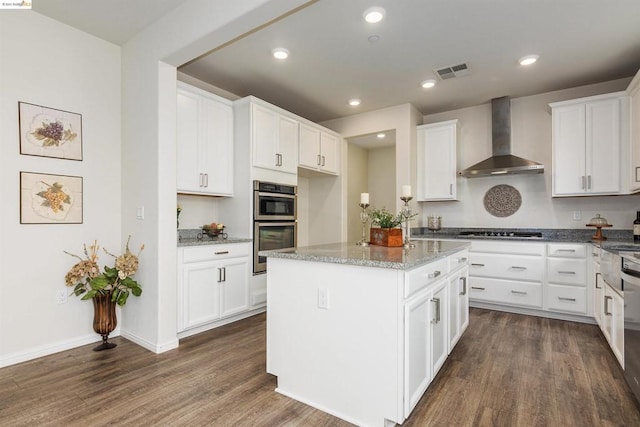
top-left (201, 225), bottom-right (227, 239)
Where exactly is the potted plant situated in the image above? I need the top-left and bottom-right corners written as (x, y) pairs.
top-left (64, 236), bottom-right (144, 351)
top-left (368, 207), bottom-right (404, 247)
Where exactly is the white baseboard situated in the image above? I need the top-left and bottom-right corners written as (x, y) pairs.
top-left (251, 290), bottom-right (267, 306)
top-left (469, 301), bottom-right (596, 324)
top-left (0, 332), bottom-right (107, 368)
top-left (120, 329), bottom-right (179, 354)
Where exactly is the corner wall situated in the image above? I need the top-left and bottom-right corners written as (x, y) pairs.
top-left (0, 11), bottom-right (122, 366)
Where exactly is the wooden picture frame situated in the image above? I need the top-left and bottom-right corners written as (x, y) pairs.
top-left (18, 102), bottom-right (82, 161)
top-left (20, 172), bottom-right (83, 224)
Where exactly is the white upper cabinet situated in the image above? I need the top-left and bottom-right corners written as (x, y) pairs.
top-left (417, 120), bottom-right (458, 201)
top-left (628, 71), bottom-right (640, 192)
top-left (298, 122), bottom-right (340, 175)
top-left (252, 103), bottom-right (298, 175)
top-left (177, 82), bottom-right (233, 196)
top-left (551, 92), bottom-right (630, 197)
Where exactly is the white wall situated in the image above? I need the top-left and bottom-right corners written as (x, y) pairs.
top-left (420, 78), bottom-right (638, 229)
top-left (368, 146), bottom-right (396, 211)
top-left (0, 12), bottom-right (122, 366)
top-left (347, 144), bottom-right (368, 244)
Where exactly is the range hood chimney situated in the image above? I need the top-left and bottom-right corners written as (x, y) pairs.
top-left (460, 96), bottom-right (544, 178)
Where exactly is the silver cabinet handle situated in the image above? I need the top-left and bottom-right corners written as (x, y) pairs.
top-left (471, 286), bottom-right (485, 291)
top-left (587, 175), bottom-right (592, 190)
top-left (557, 249), bottom-right (576, 254)
top-left (460, 276), bottom-right (467, 296)
top-left (558, 271), bottom-right (576, 275)
top-left (471, 263), bottom-right (485, 267)
top-left (592, 252), bottom-right (599, 257)
top-left (511, 266), bottom-right (527, 271)
top-left (511, 290), bottom-right (527, 295)
top-left (431, 297), bottom-right (441, 324)
top-left (321, 155), bottom-right (325, 166)
top-left (428, 270), bottom-right (441, 279)
top-left (558, 297), bottom-right (576, 302)
top-left (222, 266), bottom-right (226, 282)
top-left (275, 153), bottom-right (279, 167)
top-left (458, 257), bottom-right (468, 263)
top-left (214, 251), bottom-right (229, 255)
top-left (199, 173), bottom-right (204, 187)
top-left (204, 173), bottom-right (209, 187)
top-left (317, 154), bottom-right (321, 166)
top-left (605, 295), bottom-right (612, 316)
top-left (581, 176), bottom-right (586, 190)
top-left (217, 267), bottom-right (223, 283)
top-left (595, 272), bottom-right (601, 289)
top-left (449, 183), bottom-right (453, 195)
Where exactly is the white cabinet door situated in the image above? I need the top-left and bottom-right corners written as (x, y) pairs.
top-left (594, 268), bottom-right (604, 327)
top-left (458, 270), bottom-right (469, 339)
top-left (608, 285), bottom-right (625, 367)
top-left (251, 104), bottom-right (299, 174)
top-left (430, 279), bottom-right (448, 379)
top-left (219, 257), bottom-right (249, 318)
top-left (182, 261), bottom-right (220, 329)
top-left (404, 290), bottom-right (431, 417)
top-left (417, 120), bottom-right (457, 201)
top-left (298, 123), bottom-right (340, 175)
top-left (176, 89), bottom-right (203, 192)
top-left (252, 103), bottom-right (279, 171)
top-left (177, 83), bottom-right (233, 196)
top-left (298, 123), bottom-right (321, 169)
top-left (586, 98), bottom-right (620, 193)
top-left (551, 94), bottom-right (623, 196)
top-left (448, 269), bottom-right (469, 353)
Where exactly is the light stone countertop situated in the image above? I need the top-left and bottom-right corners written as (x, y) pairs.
top-left (259, 240), bottom-right (470, 270)
top-left (178, 237), bottom-right (252, 247)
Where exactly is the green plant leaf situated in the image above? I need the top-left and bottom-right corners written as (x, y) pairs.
top-left (117, 291), bottom-right (129, 306)
top-left (82, 289), bottom-right (98, 300)
top-left (131, 286), bottom-right (142, 297)
top-left (89, 276), bottom-right (109, 290)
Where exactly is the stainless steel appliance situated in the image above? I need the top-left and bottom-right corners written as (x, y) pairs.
top-left (254, 181), bottom-right (296, 221)
top-left (622, 252), bottom-right (640, 403)
top-left (457, 230), bottom-right (543, 240)
top-left (253, 181), bottom-right (297, 274)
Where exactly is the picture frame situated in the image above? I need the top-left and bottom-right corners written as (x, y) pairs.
top-left (20, 171), bottom-right (83, 224)
top-left (18, 102), bottom-right (83, 161)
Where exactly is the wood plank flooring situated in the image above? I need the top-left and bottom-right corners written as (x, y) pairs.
top-left (1, 308), bottom-right (639, 426)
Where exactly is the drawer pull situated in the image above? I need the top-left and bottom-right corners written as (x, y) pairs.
top-left (471, 286), bottom-right (485, 291)
top-left (458, 257), bottom-right (468, 263)
top-left (428, 270), bottom-right (441, 279)
top-left (460, 277), bottom-right (467, 296)
top-left (557, 249), bottom-right (576, 254)
top-left (558, 271), bottom-right (576, 275)
top-left (511, 290), bottom-right (527, 295)
top-left (595, 272), bottom-right (602, 289)
top-left (471, 263), bottom-right (485, 267)
top-left (604, 295), bottom-right (612, 316)
top-left (558, 297), bottom-right (576, 302)
top-left (510, 266), bottom-right (527, 271)
top-left (214, 251), bottom-right (229, 255)
top-left (431, 297), bottom-right (441, 324)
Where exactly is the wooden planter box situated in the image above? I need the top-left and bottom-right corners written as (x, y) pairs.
top-left (370, 227), bottom-right (403, 247)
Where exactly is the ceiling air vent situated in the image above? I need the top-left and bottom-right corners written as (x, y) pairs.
top-left (434, 63), bottom-right (470, 80)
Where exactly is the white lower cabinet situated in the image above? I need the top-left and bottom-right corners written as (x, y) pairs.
top-left (448, 267), bottom-right (469, 352)
top-left (178, 243), bottom-right (250, 333)
top-left (430, 280), bottom-right (449, 378)
top-left (603, 283), bottom-right (624, 367)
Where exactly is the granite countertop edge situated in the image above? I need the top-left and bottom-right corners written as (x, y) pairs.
top-left (178, 237), bottom-right (252, 247)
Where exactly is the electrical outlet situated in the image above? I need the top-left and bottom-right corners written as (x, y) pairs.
top-left (318, 288), bottom-right (329, 309)
top-left (573, 211), bottom-right (581, 221)
top-left (56, 289), bottom-right (67, 304)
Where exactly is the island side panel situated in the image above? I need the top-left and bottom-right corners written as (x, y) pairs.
top-left (266, 257), bottom-right (405, 427)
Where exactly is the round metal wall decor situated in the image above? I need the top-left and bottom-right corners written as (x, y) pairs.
top-left (483, 184), bottom-right (522, 217)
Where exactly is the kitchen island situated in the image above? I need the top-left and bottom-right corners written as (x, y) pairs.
top-left (261, 240), bottom-right (470, 427)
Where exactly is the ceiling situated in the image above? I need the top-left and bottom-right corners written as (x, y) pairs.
top-left (34, 0), bottom-right (640, 124)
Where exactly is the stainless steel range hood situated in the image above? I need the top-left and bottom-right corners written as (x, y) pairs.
top-left (460, 96), bottom-right (544, 178)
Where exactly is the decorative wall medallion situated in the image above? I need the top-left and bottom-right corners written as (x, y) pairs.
top-left (483, 184), bottom-right (521, 217)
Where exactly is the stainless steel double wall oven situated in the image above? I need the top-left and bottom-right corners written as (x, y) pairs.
top-left (253, 181), bottom-right (297, 274)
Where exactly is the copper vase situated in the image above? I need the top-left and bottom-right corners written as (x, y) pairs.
top-left (92, 293), bottom-right (117, 351)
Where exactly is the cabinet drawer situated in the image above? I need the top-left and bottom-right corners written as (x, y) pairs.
top-left (405, 258), bottom-right (449, 298)
top-left (547, 243), bottom-right (586, 258)
top-left (468, 277), bottom-right (542, 308)
top-left (182, 243), bottom-right (249, 263)
top-left (471, 241), bottom-right (545, 256)
top-left (449, 250), bottom-right (469, 272)
top-left (469, 253), bottom-right (543, 282)
top-left (547, 258), bottom-right (587, 286)
top-left (547, 284), bottom-right (587, 314)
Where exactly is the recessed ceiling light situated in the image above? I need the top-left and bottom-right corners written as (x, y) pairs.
top-left (272, 48), bottom-right (289, 60)
top-left (421, 79), bottom-right (436, 89)
top-left (363, 6), bottom-right (385, 24)
top-left (377, 133), bottom-right (386, 139)
top-left (349, 99), bottom-right (361, 107)
top-left (518, 54), bottom-right (539, 66)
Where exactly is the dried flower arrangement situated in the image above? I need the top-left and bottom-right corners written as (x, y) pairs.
top-left (65, 236), bottom-right (144, 306)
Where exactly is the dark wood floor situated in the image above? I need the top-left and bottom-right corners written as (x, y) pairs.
top-left (1, 308), bottom-right (639, 426)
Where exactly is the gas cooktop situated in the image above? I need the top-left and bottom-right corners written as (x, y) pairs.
top-left (457, 230), bottom-right (543, 240)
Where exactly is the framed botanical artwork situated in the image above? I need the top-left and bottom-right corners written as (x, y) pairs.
top-left (18, 102), bottom-right (82, 161)
top-left (20, 172), bottom-right (83, 224)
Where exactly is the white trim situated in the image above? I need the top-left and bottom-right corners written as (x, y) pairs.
top-left (120, 329), bottom-right (179, 354)
top-left (469, 301), bottom-right (596, 324)
top-left (177, 307), bottom-right (266, 340)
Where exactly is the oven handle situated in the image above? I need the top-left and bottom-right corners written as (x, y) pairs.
top-left (256, 191), bottom-right (296, 199)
